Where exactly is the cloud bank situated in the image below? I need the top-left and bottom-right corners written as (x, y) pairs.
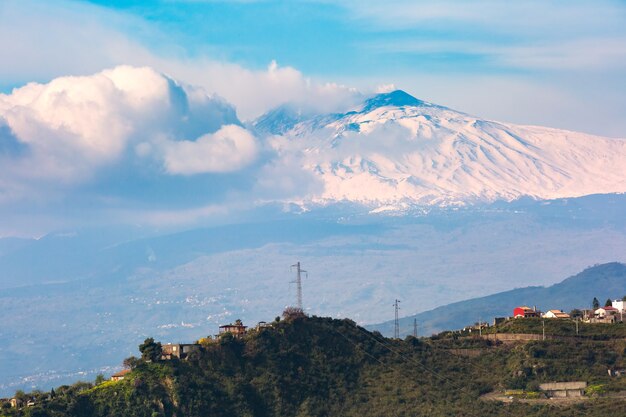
top-left (0, 65), bottom-right (321, 235)
top-left (0, 66), bottom-right (253, 184)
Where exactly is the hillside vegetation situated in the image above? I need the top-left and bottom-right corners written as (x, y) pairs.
top-left (3, 314), bottom-right (626, 417)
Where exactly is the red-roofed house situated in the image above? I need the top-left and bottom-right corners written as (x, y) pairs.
top-left (513, 306), bottom-right (540, 318)
top-left (111, 369), bottom-right (131, 381)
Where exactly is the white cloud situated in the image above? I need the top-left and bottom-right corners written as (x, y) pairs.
top-left (375, 84), bottom-right (397, 94)
top-left (0, 64), bottom-right (324, 234)
top-left (152, 59), bottom-right (360, 120)
top-left (255, 152), bottom-right (325, 202)
top-left (163, 125), bottom-right (259, 174)
top-left (0, 62), bottom-right (344, 233)
top-left (0, 65), bottom-right (247, 184)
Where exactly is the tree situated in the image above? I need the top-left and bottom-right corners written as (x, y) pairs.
top-left (593, 297), bottom-right (600, 309)
top-left (219, 332), bottom-right (234, 345)
top-left (570, 309), bottom-right (583, 319)
top-left (605, 298), bottom-right (613, 307)
top-left (94, 374), bottom-right (105, 385)
top-left (123, 356), bottom-right (141, 369)
top-left (138, 338), bottom-right (162, 362)
top-left (14, 390), bottom-right (27, 402)
top-left (197, 336), bottom-right (214, 347)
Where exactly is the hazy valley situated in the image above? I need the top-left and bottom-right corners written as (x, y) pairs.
top-left (2, 193), bottom-right (626, 395)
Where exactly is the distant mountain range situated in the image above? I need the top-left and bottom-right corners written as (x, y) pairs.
top-left (369, 262), bottom-right (626, 337)
top-left (253, 90), bottom-right (626, 209)
top-left (0, 220), bottom-right (378, 289)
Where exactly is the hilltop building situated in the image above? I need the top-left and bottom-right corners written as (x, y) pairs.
top-left (492, 317), bottom-right (507, 326)
top-left (594, 306), bottom-right (620, 322)
top-left (513, 306), bottom-right (540, 318)
top-left (256, 321), bottom-right (272, 330)
top-left (543, 310), bottom-right (570, 319)
top-left (161, 343), bottom-right (200, 360)
top-left (111, 369), bottom-right (131, 381)
top-left (219, 319), bottom-right (247, 339)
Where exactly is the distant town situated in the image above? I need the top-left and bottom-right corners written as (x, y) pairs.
top-left (511, 297), bottom-right (626, 323)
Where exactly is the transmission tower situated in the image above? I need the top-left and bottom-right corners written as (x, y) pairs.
top-left (413, 318), bottom-right (418, 338)
top-left (393, 299), bottom-right (401, 339)
top-left (290, 262), bottom-right (307, 310)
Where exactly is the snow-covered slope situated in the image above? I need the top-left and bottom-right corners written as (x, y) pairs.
top-left (254, 90), bottom-right (626, 207)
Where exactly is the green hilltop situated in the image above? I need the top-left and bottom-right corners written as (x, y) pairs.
top-left (3, 312), bottom-right (626, 417)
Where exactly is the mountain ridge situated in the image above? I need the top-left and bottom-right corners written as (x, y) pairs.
top-left (253, 90), bottom-right (626, 209)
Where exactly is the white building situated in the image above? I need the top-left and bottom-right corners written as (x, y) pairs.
top-left (543, 310), bottom-right (570, 319)
top-left (595, 306), bottom-right (619, 319)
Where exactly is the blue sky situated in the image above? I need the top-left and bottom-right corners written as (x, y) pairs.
top-left (1, 0), bottom-right (626, 236)
top-left (76, 0), bottom-right (624, 75)
top-left (1, 0), bottom-right (626, 133)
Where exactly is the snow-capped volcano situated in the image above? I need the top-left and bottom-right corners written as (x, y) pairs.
top-left (254, 90), bottom-right (626, 208)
